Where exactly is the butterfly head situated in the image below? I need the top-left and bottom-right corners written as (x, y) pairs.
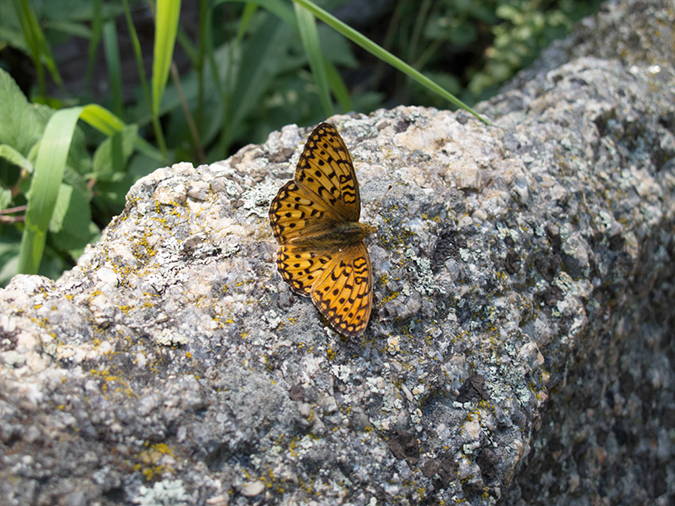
top-left (360, 222), bottom-right (377, 238)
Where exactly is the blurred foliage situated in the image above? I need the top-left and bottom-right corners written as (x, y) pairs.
top-left (375, 0), bottom-right (603, 106)
top-left (0, 0), bottom-right (600, 285)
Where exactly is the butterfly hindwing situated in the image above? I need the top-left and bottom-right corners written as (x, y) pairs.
top-left (310, 242), bottom-right (373, 338)
top-left (295, 123), bottom-right (361, 222)
top-left (275, 245), bottom-right (334, 296)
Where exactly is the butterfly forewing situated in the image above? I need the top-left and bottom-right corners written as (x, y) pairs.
top-left (311, 243), bottom-right (373, 338)
top-left (269, 180), bottom-right (334, 244)
top-left (295, 123), bottom-right (361, 222)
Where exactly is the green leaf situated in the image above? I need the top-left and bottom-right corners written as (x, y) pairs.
top-left (0, 1), bottom-right (20, 29)
top-left (0, 144), bottom-right (34, 174)
top-left (62, 222), bottom-right (101, 260)
top-left (62, 166), bottom-right (91, 201)
top-left (448, 23), bottom-right (477, 46)
top-left (95, 172), bottom-right (139, 206)
top-left (0, 188), bottom-right (12, 210)
top-left (0, 68), bottom-right (43, 155)
top-left (496, 5), bottom-right (520, 21)
top-left (0, 239), bottom-right (20, 287)
top-left (93, 124), bottom-right (139, 176)
top-left (42, 0), bottom-right (124, 22)
top-left (78, 104), bottom-right (162, 161)
top-left (317, 25), bottom-right (357, 67)
top-left (49, 183), bottom-right (95, 252)
top-left (43, 20), bottom-right (93, 39)
top-left (216, 0), bottom-right (297, 29)
top-left (0, 26), bottom-right (31, 53)
top-left (226, 16), bottom-right (293, 146)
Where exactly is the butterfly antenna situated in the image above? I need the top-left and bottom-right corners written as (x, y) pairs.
top-left (377, 184), bottom-right (393, 215)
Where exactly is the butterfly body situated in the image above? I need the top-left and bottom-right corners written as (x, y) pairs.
top-left (286, 220), bottom-right (375, 249)
top-left (269, 123), bottom-right (375, 337)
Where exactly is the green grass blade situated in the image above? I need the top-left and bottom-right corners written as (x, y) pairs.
top-left (195, 0), bottom-right (208, 131)
top-left (13, 0), bottom-right (46, 96)
top-left (238, 2), bottom-right (259, 41)
top-left (121, 0), bottom-right (166, 162)
top-left (176, 24), bottom-right (198, 64)
top-left (152, 0), bottom-right (182, 117)
top-left (290, 0), bottom-right (488, 124)
top-left (102, 20), bottom-right (124, 118)
top-left (19, 106), bottom-right (84, 274)
top-left (121, 0), bottom-right (150, 107)
top-left (86, 0), bottom-right (103, 87)
top-left (79, 104), bottom-right (126, 136)
top-left (13, 0), bottom-right (64, 95)
top-left (325, 60), bottom-right (352, 113)
top-left (295, 4), bottom-right (333, 117)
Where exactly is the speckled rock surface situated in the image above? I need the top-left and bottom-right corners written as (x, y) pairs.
top-left (492, 0), bottom-right (675, 504)
top-left (1, 0), bottom-right (673, 505)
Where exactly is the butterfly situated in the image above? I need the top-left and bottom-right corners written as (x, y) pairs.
top-left (269, 123), bottom-right (376, 337)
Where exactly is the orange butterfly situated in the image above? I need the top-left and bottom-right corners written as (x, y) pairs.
top-left (269, 123), bottom-right (376, 337)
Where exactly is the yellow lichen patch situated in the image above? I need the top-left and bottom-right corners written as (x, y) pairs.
top-left (89, 368), bottom-right (138, 398)
top-left (30, 316), bottom-right (49, 328)
top-left (381, 291), bottom-right (401, 304)
top-left (118, 305), bottom-right (133, 315)
top-left (133, 442), bottom-right (177, 481)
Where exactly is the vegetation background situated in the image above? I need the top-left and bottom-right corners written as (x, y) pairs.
top-left (0, 0), bottom-right (600, 286)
